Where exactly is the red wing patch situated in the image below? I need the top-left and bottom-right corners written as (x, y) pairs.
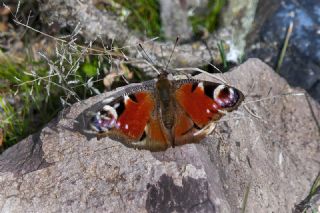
top-left (175, 83), bottom-right (222, 128)
top-left (116, 92), bottom-right (155, 140)
top-left (174, 111), bottom-right (194, 137)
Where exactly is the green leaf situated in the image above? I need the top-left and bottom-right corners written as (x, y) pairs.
top-left (82, 63), bottom-right (97, 77)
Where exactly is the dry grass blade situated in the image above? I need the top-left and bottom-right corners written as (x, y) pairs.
top-left (276, 21), bottom-right (294, 73)
top-left (241, 182), bottom-right (251, 213)
top-left (294, 172), bottom-right (320, 212)
top-left (242, 92), bottom-right (305, 106)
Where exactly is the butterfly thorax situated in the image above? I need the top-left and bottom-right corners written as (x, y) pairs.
top-left (155, 74), bottom-right (175, 130)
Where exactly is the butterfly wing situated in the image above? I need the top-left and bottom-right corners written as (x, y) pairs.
top-left (84, 78), bottom-right (244, 151)
top-left (88, 81), bottom-right (170, 151)
top-left (173, 79), bottom-right (244, 145)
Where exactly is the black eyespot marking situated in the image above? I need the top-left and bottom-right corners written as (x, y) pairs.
top-left (227, 88), bottom-right (240, 107)
top-left (129, 94), bottom-right (138, 103)
top-left (217, 87), bottom-right (240, 108)
top-left (90, 116), bottom-right (103, 132)
top-left (231, 88), bottom-right (240, 102)
top-left (218, 87), bottom-right (231, 99)
top-left (191, 83), bottom-right (198, 92)
top-left (90, 106), bottom-right (119, 132)
top-left (100, 109), bottom-right (109, 116)
top-left (204, 84), bottom-right (218, 98)
top-left (114, 98), bottom-right (125, 115)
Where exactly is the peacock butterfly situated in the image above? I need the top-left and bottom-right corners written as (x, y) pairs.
top-left (88, 70), bottom-right (244, 151)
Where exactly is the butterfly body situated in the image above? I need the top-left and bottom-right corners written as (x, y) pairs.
top-left (89, 73), bottom-right (244, 151)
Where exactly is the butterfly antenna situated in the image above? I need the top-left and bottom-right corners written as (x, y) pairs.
top-left (138, 43), bottom-right (161, 75)
top-left (165, 37), bottom-right (179, 70)
top-left (138, 43), bottom-right (155, 65)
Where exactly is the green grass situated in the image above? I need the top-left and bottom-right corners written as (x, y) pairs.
top-left (276, 22), bottom-right (293, 73)
top-left (190, 0), bottom-right (226, 34)
top-left (0, 50), bottom-right (107, 149)
top-left (98, 0), bottom-right (226, 39)
top-left (0, 52), bottom-right (57, 148)
top-left (218, 40), bottom-right (227, 69)
top-left (295, 172), bottom-right (320, 212)
top-left (99, 0), bottom-right (162, 38)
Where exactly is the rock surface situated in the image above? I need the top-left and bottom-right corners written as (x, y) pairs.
top-left (0, 59), bottom-right (319, 212)
top-left (159, 0), bottom-right (193, 40)
top-left (246, 0), bottom-right (320, 102)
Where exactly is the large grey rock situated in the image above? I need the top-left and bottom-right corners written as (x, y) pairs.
top-left (0, 59), bottom-right (319, 212)
top-left (159, 0), bottom-right (193, 40)
top-left (246, 0), bottom-right (320, 102)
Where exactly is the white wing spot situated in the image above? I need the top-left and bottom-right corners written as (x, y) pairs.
top-left (214, 84), bottom-right (226, 99)
top-left (103, 97), bottom-right (115, 103)
top-left (229, 87), bottom-right (235, 97)
top-left (102, 105), bottom-right (118, 119)
top-left (124, 95), bottom-right (130, 104)
top-left (198, 82), bottom-right (204, 90)
top-left (113, 103), bottom-right (120, 109)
